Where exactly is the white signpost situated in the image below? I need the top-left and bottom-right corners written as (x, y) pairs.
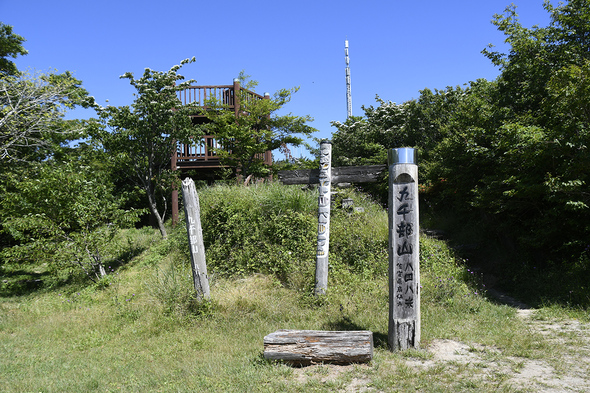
top-left (388, 148), bottom-right (420, 351)
top-left (181, 178), bottom-right (210, 300)
top-left (314, 140), bottom-right (332, 296)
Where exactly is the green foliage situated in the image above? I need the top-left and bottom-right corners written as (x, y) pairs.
top-left (428, 1), bottom-right (590, 267)
top-left (0, 161), bottom-right (144, 284)
top-left (420, 236), bottom-right (485, 310)
top-left (328, 195), bottom-right (389, 276)
top-left (199, 72), bottom-right (316, 178)
top-left (331, 87), bottom-right (467, 168)
top-left (331, 86), bottom-right (471, 204)
top-left (0, 69), bottom-right (92, 162)
top-left (0, 22), bottom-right (27, 77)
top-left (330, 1), bottom-right (590, 305)
top-left (199, 183), bottom-right (317, 286)
top-left (92, 58), bottom-right (200, 238)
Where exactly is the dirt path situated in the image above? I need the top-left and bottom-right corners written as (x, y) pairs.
top-left (292, 292), bottom-right (590, 392)
top-left (416, 311), bottom-right (590, 392)
top-left (402, 290), bottom-right (590, 392)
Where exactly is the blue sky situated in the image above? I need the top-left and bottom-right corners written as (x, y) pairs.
top-left (2, 0), bottom-right (551, 156)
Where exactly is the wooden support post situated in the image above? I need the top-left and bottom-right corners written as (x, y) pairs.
top-left (263, 330), bottom-right (373, 365)
top-left (233, 78), bottom-right (240, 118)
top-left (314, 140), bottom-right (332, 296)
top-left (388, 148), bottom-right (420, 351)
top-left (172, 188), bottom-right (179, 227)
top-left (277, 161), bottom-right (387, 295)
top-left (181, 178), bottom-right (210, 300)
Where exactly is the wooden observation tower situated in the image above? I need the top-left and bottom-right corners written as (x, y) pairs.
top-left (171, 78), bottom-right (273, 223)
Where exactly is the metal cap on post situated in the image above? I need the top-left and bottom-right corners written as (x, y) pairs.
top-left (388, 147), bottom-right (417, 166)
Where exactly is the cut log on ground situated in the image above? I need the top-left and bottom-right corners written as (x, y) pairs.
top-left (263, 330), bottom-right (374, 365)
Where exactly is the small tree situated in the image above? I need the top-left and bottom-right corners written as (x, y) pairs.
top-left (94, 58), bottom-right (199, 238)
top-left (200, 73), bottom-right (316, 179)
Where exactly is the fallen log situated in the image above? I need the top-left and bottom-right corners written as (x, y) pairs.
top-left (263, 330), bottom-right (374, 365)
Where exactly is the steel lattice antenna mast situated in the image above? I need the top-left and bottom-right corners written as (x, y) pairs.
top-left (345, 40), bottom-right (352, 119)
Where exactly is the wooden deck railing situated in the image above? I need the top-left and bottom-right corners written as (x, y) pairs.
top-left (177, 79), bottom-right (265, 110)
top-left (172, 136), bottom-right (222, 169)
top-left (171, 80), bottom-right (272, 225)
top-left (172, 80), bottom-right (271, 170)
top-left (178, 85), bottom-right (236, 108)
top-left (172, 135), bottom-right (272, 170)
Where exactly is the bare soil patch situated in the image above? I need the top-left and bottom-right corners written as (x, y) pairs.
top-left (292, 301), bottom-right (590, 392)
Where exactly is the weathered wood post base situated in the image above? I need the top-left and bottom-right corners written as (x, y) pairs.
top-left (388, 148), bottom-right (420, 351)
top-left (390, 320), bottom-right (418, 351)
top-left (263, 330), bottom-right (373, 365)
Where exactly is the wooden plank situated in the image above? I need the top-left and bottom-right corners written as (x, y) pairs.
top-left (277, 165), bottom-right (386, 185)
top-left (277, 168), bottom-right (320, 185)
top-left (263, 330), bottom-right (373, 365)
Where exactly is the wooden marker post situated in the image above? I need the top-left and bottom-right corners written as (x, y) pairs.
top-left (181, 178), bottom-right (210, 300)
top-left (388, 148), bottom-right (420, 350)
top-left (314, 140), bottom-right (332, 296)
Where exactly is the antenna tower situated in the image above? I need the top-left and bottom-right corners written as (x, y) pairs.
top-left (345, 40), bottom-right (352, 118)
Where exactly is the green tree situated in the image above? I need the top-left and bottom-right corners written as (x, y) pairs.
top-left (93, 58), bottom-right (199, 238)
top-left (331, 86), bottom-right (468, 167)
top-left (0, 23), bottom-right (27, 77)
top-left (1, 160), bottom-right (143, 283)
top-left (482, 0), bottom-right (590, 125)
top-left (0, 70), bottom-right (91, 162)
top-left (428, 0), bottom-right (590, 265)
top-left (330, 86), bottom-right (471, 203)
top-left (199, 73), bottom-right (316, 179)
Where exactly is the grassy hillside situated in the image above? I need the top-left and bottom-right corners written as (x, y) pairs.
top-left (1, 183), bottom-right (588, 392)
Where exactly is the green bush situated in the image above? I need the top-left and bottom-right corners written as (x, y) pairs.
top-left (192, 183), bottom-right (394, 289)
top-left (198, 183), bottom-right (317, 287)
top-left (420, 236), bottom-right (486, 309)
top-left (143, 182), bottom-right (487, 310)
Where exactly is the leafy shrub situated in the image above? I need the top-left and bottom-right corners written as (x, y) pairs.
top-left (329, 209), bottom-right (388, 277)
top-left (420, 236), bottom-right (486, 309)
top-left (1, 162), bottom-right (144, 285)
top-left (199, 183), bottom-right (317, 287)
top-left (193, 183), bottom-right (393, 289)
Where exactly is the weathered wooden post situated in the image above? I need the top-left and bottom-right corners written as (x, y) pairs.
top-left (388, 147), bottom-right (420, 351)
top-left (181, 178), bottom-right (210, 300)
top-left (314, 140), bottom-right (332, 296)
top-left (277, 158), bottom-right (387, 295)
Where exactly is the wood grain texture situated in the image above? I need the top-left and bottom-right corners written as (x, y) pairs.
top-left (277, 165), bottom-right (386, 185)
top-left (263, 330), bottom-right (373, 365)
